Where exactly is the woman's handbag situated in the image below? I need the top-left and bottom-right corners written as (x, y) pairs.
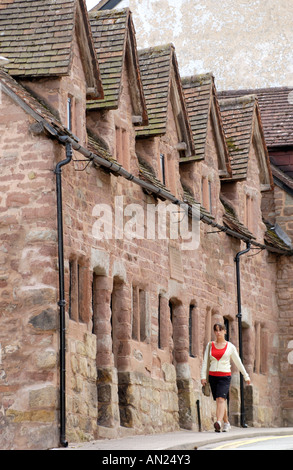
top-left (202, 342), bottom-right (211, 397)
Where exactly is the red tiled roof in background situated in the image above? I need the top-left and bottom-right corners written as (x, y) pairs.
top-left (219, 87), bottom-right (293, 148)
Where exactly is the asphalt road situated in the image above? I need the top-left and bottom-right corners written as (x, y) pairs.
top-left (198, 434), bottom-right (293, 450)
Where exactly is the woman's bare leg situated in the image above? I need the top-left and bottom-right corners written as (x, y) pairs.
top-left (216, 397), bottom-right (226, 422)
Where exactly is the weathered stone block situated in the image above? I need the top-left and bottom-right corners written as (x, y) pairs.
top-left (29, 308), bottom-right (57, 331)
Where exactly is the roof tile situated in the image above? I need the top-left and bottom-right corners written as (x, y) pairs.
top-left (182, 73), bottom-right (214, 160)
top-left (0, 0), bottom-right (74, 77)
top-left (219, 95), bottom-right (256, 180)
top-left (0, 0), bottom-right (103, 97)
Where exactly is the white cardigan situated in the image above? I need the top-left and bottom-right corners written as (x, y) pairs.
top-left (201, 341), bottom-right (250, 382)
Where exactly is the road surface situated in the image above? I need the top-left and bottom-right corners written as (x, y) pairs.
top-left (198, 434), bottom-right (293, 450)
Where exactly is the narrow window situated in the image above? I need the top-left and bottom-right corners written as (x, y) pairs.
top-left (69, 260), bottom-right (73, 319)
top-left (110, 291), bottom-right (114, 355)
top-left (132, 285), bottom-right (139, 340)
top-left (254, 322), bottom-right (268, 374)
top-left (68, 258), bottom-right (88, 323)
top-left (189, 304), bottom-right (196, 357)
top-left (78, 263), bottom-right (84, 322)
top-left (208, 180), bottom-right (212, 213)
top-left (224, 317), bottom-right (230, 341)
top-left (115, 126), bottom-right (129, 169)
top-left (160, 153), bottom-right (166, 185)
top-left (158, 295), bottom-right (169, 350)
top-left (260, 328), bottom-right (268, 374)
top-left (169, 300), bottom-right (174, 363)
top-left (139, 289), bottom-right (147, 342)
top-left (202, 177), bottom-right (212, 213)
top-left (91, 274), bottom-right (97, 334)
top-left (111, 277), bottom-right (124, 368)
top-left (122, 129), bottom-right (130, 170)
top-left (169, 300), bottom-right (173, 324)
top-left (158, 295), bottom-right (162, 349)
top-left (254, 322), bottom-right (261, 374)
top-left (132, 286), bottom-right (148, 342)
top-left (115, 126), bottom-right (121, 162)
top-left (67, 96), bottom-right (72, 131)
top-left (245, 194), bottom-right (254, 232)
top-left (68, 259), bottom-right (78, 321)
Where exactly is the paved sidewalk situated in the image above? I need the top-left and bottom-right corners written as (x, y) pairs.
top-left (54, 426), bottom-right (293, 450)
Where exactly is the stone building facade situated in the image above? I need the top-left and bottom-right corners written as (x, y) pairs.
top-left (0, 1), bottom-right (293, 449)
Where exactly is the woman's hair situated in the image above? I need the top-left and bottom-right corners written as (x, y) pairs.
top-left (213, 322), bottom-right (226, 331)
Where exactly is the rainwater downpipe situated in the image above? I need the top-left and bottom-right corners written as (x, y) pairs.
top-left (234, 241), bottom-right (251, 428)
top-left (55, 140), bottom-right (72, 448)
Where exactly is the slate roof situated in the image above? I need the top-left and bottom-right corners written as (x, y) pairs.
top-left (135, 44), bottom-right (195, 159)
top-left (88, 8), bottom-right (147, 122)
top-left (136, 45), bottom-right (173, 137)
top-left (219, 95), bottom-right (258, 180)
top-left (181, 73), bottom-right (213, 160)
top-left (219, 87), bottom-right (293, 148)
top-left (182, 73), bottom-right (231, 173)
top-left (0, 0), bottom-right (103, 97)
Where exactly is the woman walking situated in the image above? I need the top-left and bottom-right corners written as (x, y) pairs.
top-left (201, 323), bottom-right (251, 432)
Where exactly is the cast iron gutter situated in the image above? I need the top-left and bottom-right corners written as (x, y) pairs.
top-left (235, 242), bottom-right (251, 428)
top-left (54, 139), bottom-right (72, 448)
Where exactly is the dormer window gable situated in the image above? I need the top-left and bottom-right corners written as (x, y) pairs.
top-left (136, 44), bottom-right (195, 161)
top-left (169, 66), bottom-right (195, 161)
top-left (219, 94), bottom-right (273, 191)
top-left (181, 73), bottom-right (231, 176)
top-left (252, 106), bottom-right (273, 192)
top-left (88, 8), bottom-right (148, 126)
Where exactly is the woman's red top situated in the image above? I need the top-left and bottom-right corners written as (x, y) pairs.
top-left (209, 341), bottom-right (231, 377)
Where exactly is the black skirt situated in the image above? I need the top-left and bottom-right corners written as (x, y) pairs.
top-left (209, 375), bottom-right (231, 400)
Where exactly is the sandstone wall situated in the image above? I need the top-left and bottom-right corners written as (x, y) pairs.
top-left (0, 92), bottom-right (60, 449)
